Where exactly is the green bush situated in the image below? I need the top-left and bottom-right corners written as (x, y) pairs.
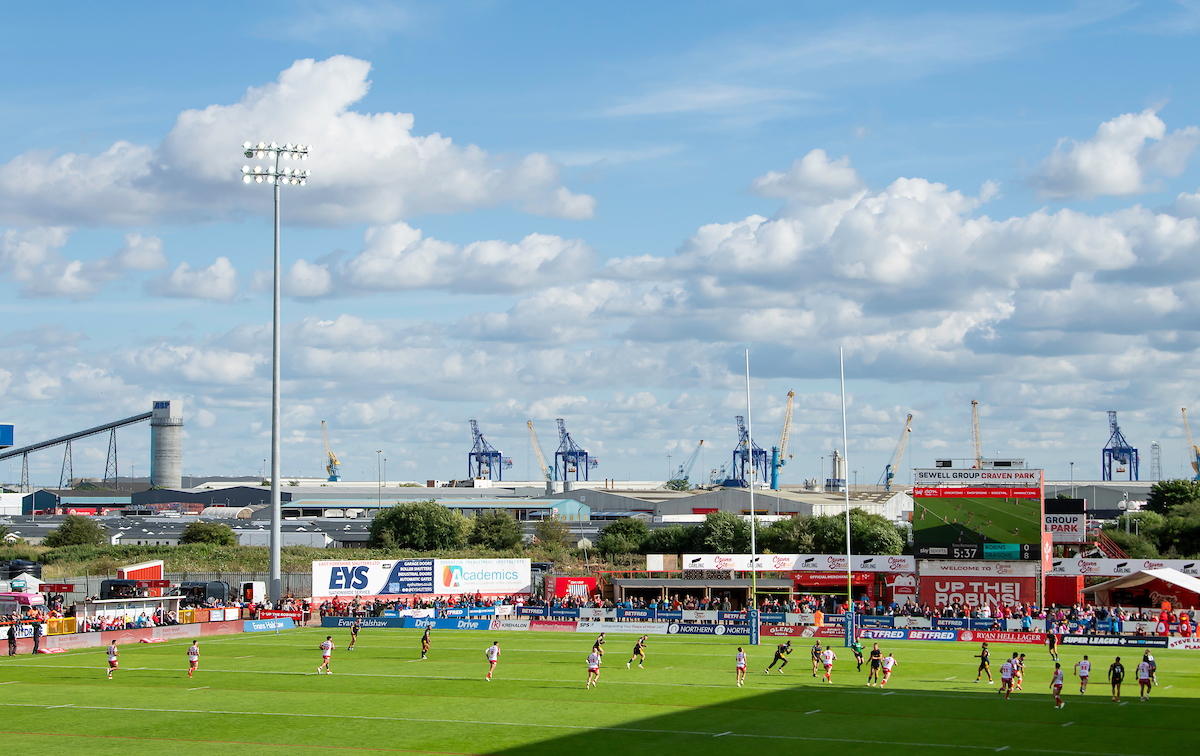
top-left (533, 516), bottom-right (574, 552)
top-left (43, 515), bottom-right (108, 547)
top-left (368, 500), bottom-right (469, 550)
top-left (180, 521), bottom-right (238, 546)
top-left (467, 510), bottom-right (523, 551)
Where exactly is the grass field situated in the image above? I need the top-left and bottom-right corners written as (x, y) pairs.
top-left (916, 495), bottom-right (1042, 546)
top-left (0, 627), bottom-right (1196, 755)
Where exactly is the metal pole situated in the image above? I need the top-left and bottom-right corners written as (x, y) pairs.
top-left (840, 348), bottom-right (852, 618)
top-left (745, 349), bottom-right (757, 615)
top-left (270, 159), bottom-right (282, 606)
top-left (1070, 462), bottom-right (1074, 498)
top-left (377, 450), bottom-right (382, 507)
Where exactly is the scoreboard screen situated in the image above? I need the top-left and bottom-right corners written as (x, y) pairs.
top-left (913, 486), bottom-right (1043, 560)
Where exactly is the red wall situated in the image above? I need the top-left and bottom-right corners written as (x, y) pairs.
top-left (919, 576), bottom-right (1037, 611)
top-left (1045, 575), bottom-right (1084, 607)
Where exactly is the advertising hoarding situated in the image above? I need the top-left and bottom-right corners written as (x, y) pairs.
top-left (1048, 557), bottom-right (1200, 577)
top-left (312, 558), bottom-right (531, 597)
top-left (681, 554), bottom-right (915, 572)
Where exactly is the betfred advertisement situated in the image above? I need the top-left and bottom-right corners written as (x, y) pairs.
top-left (858, 628), bottom-right (956, 642)
top-left (313, 558), bottom-right (531, 597)
top-left (920, 575), bottom-right (1036, 611)
top-left (550, 576), bottom-right (598, 598)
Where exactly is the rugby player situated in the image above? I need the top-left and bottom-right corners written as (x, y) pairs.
top-left (421, 627), bottom-right (431, 660)
top-left (1145, 652), bottom-right (1157, 685)
top-left (880, 652), bottom-right (897, 687)
top-left (186, 641), bottom-right (200, 678)
top-left (628, 635), bottom-right (647, 669)
top-left (1074, 654), bottom-right (1091, 695)
top-left (811, 640), bottom-right (823, 677)
top-left (485, 640), bottom-right (501, 681)
top-left (999, 655), bottom-right (1014, 699)
top-left (318, 636), bottom-right (334, 674)
top-left (348, 619), bottom-right (360, 651)
top-left (1047, 631), bottom-right (1059, 662)
top-left (586, 648), bottom-right (601, 689)
top-left (1137, 655), bottom-right (1152, 700)
top-left (593, 632), bottom-right (606, 664)
top-left (1014, 653), bottom-right (1026, 691)
top-left (1050, 662), bottom-right (1065, 709)
top-left (1108, 656), bottom-right (1124, 702)
top-left (851, 637), bottom-right (864, 671)
top-left (974, 642), bottom-right (993, 683)
top-left (867, 642), bottom-right (883, 686)
top-left (735, 646), bottom-right (748, 687)
top-left (106, 640), bottom-right (119, 680)
top-left (821, 646), bottom-right (837, 683)
top-left (765, 640), bottom-right (793, 674)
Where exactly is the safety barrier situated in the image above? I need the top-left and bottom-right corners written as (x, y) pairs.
top-left (47, 617), bottom-right (75, 636)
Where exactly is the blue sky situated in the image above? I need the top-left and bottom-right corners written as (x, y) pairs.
top-left (4, 1), bottom-right (1200, 486)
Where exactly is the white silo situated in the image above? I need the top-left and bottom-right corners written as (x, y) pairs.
top-left (150, 399), bottom-right (183, 488)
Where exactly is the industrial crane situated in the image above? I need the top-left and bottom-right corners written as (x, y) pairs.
top-left (770, 390), bottom-right (795, 490)
top-left (878, 413), bottom-right (913, 492)
top-left (555, 418), bottom-right (598, 481)
top-left (971, 400), bottom-right (982, 468)
top-left (527, 421), bottom-right (557, 481)
top-left (731, 415), bottom-right (768, 487)
top-left (667, 440), bottom-right (704, 490)
top-left (1183, 408), bottom-right (1200, 480)
top-left (321, 420), bottom-right (341, 482)
top-left (468, 420), bottom-right (513, 481)
top-left (1101, 411), bottom-right (1138, 481)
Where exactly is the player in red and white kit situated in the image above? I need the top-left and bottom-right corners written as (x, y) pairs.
top-left (1137, 658), bottom-right (1152, 701)
top-left (186, 641), bottom-right (200, 678)
top-left (821, 646), bottom-right (837, 683)
top-left (1050, 662), bottom-right (1065, 709)
top-left (106, 641), bottom-right (119, 680)
top-left (999, 657), bottom-right (1015, 699)
top-left (1074, 655), bottom-right (1091, 695)
top-left (880, 653), bottom-right (897, 686)
top-left (735, 647), bottom-right (748, 687)
top-left (586, 649), bottom-right (601, 689)
top-left (318, 636), bottom-right (334, 674)
top-left (485, 641), bottom-right (501, 681)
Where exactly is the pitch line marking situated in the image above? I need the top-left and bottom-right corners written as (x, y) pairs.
top-left (45, 703), bottom-right (73, 709)
top-left (805, 709), bottom-right (821, 714)
top-left (1062, 722), bottom-right (1074, 728)
top-left (996, 748), bottom-right (1009, 752)
top-left (882, 691), bottom-right (895, 696)
top-left (235, 655), bottom-right (254, 659)
top-left (0, 681), bottom-right (17, 685)
top-left (945, 676), bottom-right (956, 680)
top-left (188, 686), bottom-right (209, 690)
top-left (713, 731), bottom-right (732, 738)
top-left (1164, 685), bottom-right (1173, 689)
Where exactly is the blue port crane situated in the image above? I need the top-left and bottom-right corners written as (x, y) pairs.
top-left (468, 420), bottom-right (513, 481)
top-left (555, 418), bottom-right (598, 481)
top-left (731, 415), bottom-right (769, 488)
top-left (1102, 411), bottom-right (1138, 481)
top-left (667, 440), bottom-right (704, 490)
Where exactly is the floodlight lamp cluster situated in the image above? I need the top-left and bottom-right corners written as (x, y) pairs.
top-left (241, 141), bottom-right (311, 185)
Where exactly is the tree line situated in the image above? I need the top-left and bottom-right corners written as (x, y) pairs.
top-left (1104, 479), bottom-right (1200, 558)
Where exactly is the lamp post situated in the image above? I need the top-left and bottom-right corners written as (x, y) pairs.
top-left (240, 140), bottom-right (310, 606)
top-left (384, 458), bottom-right (387, 488)
top-left (377, 450), bottom-right (382, 507)
top-left (1070, 461), bottom-right (1075, 498)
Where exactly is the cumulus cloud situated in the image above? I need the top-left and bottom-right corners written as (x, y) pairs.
top-left (0, 227), bottom-right (168, 299)
top-left (282, 222), bottom-right (594, 297)
top-left (149, 257), bottom-right (239, 301)
top-left (0, 56), bottom-right (595, 227)
top-left (1032, 108), bottom-right (1200, 198)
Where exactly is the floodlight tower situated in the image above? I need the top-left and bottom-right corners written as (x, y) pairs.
top-left (240, 140), bottom-right (310, 606)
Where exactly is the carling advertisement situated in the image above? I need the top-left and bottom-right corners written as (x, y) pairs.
top-left (313, 558), bottom-right (531, 598)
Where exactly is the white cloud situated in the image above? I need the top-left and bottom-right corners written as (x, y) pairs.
top-left (283, 222), bottom-right (594, 297)
top-left (0, 56), bottom-right (594, 227)
top-left (1032, 108), bottom-right (1200, 198)
top-left (149, 257), bottom-right (239, 301)
top-left (750, 149), bottom-right (866, 205)
top-left (0, 227), bottom-right (168, 299)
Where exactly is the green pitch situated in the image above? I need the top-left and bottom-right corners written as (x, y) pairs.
top-left (0, 628), bottom-right (1196, 755)
top-left (915, 496), bottom-right (1042, 545)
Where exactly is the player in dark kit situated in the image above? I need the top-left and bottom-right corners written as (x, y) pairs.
top-left (593, 632), bottom-right (606, 664)
top-left (1047, 631), bottom-right (1059, 662)
top-left (765, 641), bottom-right (793, 674)
top-left (851, 638), bottom-right (865, 671)
top-left (421, 627), bottom-right (431, 660)
top-left (974, 642), bottom-right (993, 683)
top-left (811, 640), bottom-right (823, 676)
top-left (867, 642), bottom-right (883, 686)
top-left (1108, 656), bottom-right (1124, 702)
top-left (628, 635), bottom-right (647, 669)
top-left (348, 619), bottom-right (360, 651)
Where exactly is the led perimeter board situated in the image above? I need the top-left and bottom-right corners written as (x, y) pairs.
top-left (912, 468), bottom-right (1044, 560)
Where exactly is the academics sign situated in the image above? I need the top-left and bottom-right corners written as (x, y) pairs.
top-left (313, 558), bottom-right (531, 597)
